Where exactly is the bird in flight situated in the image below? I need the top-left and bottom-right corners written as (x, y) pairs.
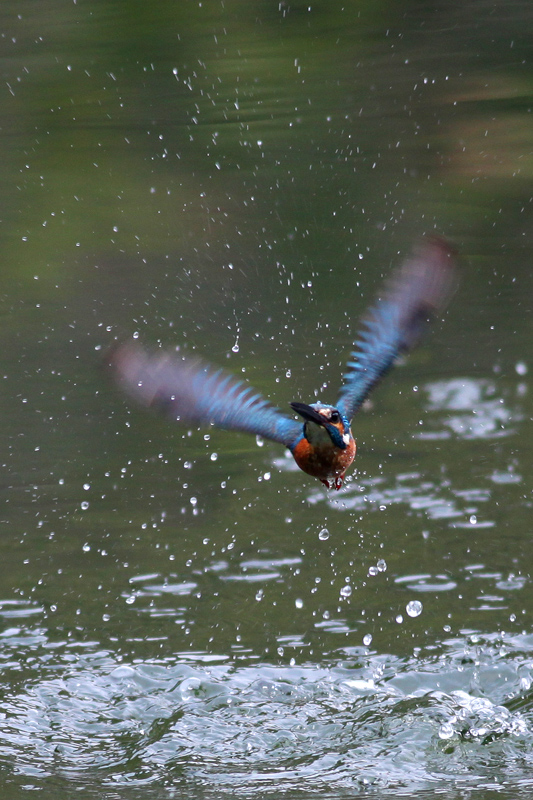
top-left (107, 237), bottom-right (456, 490)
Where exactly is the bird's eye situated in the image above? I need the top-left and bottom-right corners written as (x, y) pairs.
top-left (330, 411), bottom-right (340, 423)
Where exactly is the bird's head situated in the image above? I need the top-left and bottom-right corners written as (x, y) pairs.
top-left (290, 401), bottom-right (351, 450)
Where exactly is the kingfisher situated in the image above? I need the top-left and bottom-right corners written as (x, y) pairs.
top-left (107, 237), bottom-right (456, 489)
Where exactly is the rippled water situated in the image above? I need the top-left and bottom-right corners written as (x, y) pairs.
top-left (1, 359), bottom-right (531, 799)
top-left (1, 2), bottom-right (533, 799)
top-left (3, 629), bottom-right (533, 797)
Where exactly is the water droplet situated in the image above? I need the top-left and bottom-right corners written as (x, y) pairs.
top-left (210, 452), bottom-right (218, 461)
top-left (469, 514), bottom-right (477, 525)
top-left (80, 501), bottom-right (89, 511)
top-left (515, 361), bottom-right (527, 375)
top-left (318, 527), bottom-right (330, 541)
top-left (231, 343), bottom-right (240, 353)
top-left (438, 722), bottom-right (455, 740)
top-left (83, 483), bottom-right (90, 491)
top-left (340, 584), bottom-right (352, 598)
top-left (406, 600), bottom-right (423, 618)
top-left (363, 633), bottom-right (372, 646)
top-left (295, 598), bottom-right (303, 609)
top-left (395, 614), bottom-right (403, 624)
top-left (82, 543), bottom-right (91, 552)
top-left (190, 496), bottom-right (197, 506)
top-left (377, 559), bottom-right (387, 572)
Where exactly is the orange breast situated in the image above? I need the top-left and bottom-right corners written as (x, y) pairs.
top-left (292, 434), bottom-right (356, 485)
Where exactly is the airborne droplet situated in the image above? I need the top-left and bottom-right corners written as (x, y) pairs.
top-left (406, 600), bottom-right (423, 618)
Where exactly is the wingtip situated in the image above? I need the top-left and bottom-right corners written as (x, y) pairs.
top-left (406, 234), bottom-right (459, 314)
top-left (419, 233), bottom-right (458, 273)
top-left (103, 335), bottom-right (137, 366)
top-left (104, 338), bottom-right (161, 407)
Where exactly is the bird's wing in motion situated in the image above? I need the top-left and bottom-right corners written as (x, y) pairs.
top-left (107, 341), bottom-right (302, 447)
top-left (337, 236), bottom-right (457, 422)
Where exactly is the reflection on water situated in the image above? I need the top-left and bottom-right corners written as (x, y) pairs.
top-left (311, 470), bottom-right (496, 528)
top-left (420, 378), bottom-right (523, 440)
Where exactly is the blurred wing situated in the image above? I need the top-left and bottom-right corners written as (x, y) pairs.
top-left (337, 236), bottom-right (457, 421)
top-left (107, 341), bottom-right (302, 447)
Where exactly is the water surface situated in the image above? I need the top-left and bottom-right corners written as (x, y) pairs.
top-left (0, 1), bottom-right (532, 798)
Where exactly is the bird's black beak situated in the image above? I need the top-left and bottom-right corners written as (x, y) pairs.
top-left (290, 401), bottom-right (326, 425)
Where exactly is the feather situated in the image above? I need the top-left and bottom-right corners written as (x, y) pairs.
top-left (337, 236), bottom-right (457, 422)
top-left (106, 341), bottom-right (302, 448)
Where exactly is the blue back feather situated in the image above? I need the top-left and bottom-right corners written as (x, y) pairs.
top-left (336, 237), bottom-right (456, 422)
